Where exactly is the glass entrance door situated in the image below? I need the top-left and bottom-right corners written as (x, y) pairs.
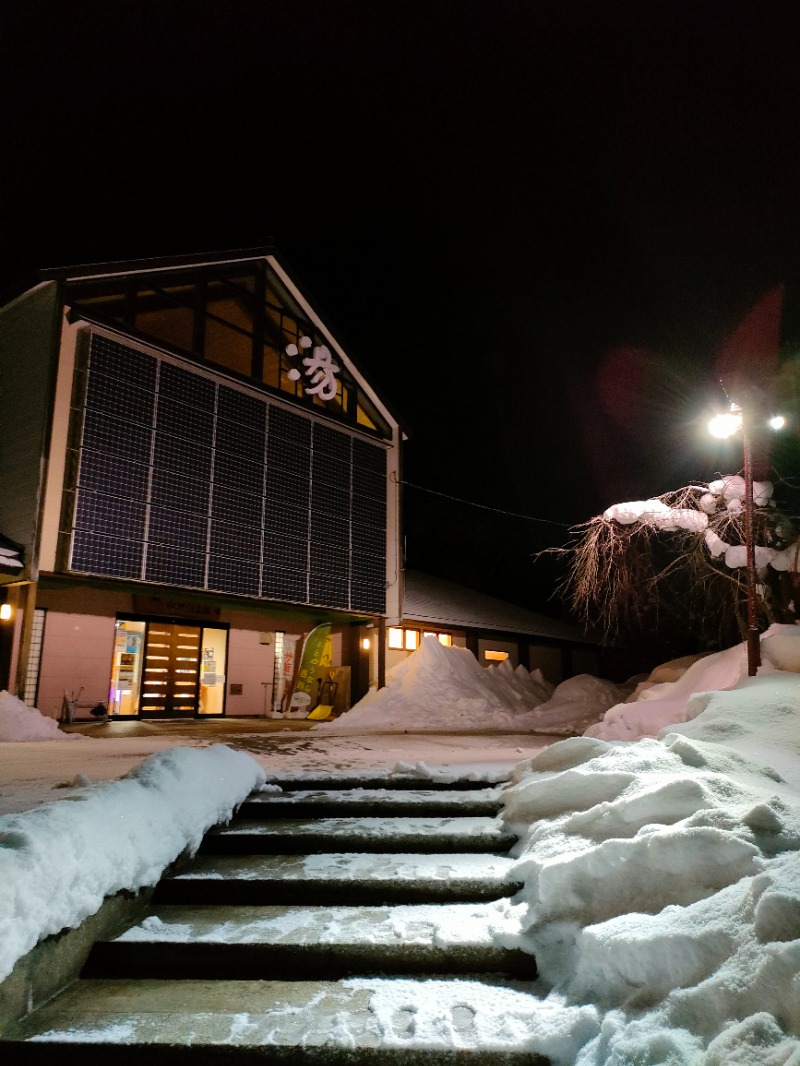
top-left (140, 623), bottom-right (201, 717)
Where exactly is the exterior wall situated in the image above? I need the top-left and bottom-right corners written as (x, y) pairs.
top-left (36, 611), bottom-right (116, 719)
top-left (38, 314), bottom-right (81, 572)
top-left (529, 643), bottom-right (564, 685)
top-left (224, 622), bottom-right (275, 717)
top-left (572, 646), bottom-right (601, 677)
top-left (33, 583), bottom-right (349, 719)
top-left (0, 282), bottom-right (59, 562)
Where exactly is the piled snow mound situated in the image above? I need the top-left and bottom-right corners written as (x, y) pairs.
top-left (0, 744), bottom-right (266, 982)
top-left (0, 690), bottom-right (73, 742)
top-left (528, 674), bottom-right (629, 735)
top-left (761, 623), bottom-right (800, 672)
top-left (502, 672), bottom-right (800, 1063)
top-left (319, 637), bottom-right (624, 733)
top-left (586, 623), bottom-right (800, 741)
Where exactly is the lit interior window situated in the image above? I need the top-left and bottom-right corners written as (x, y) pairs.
top-left (484, 650), bottom-right (509, 662)
top-left (405, 630), bottom-right (419, 651)
top-left (388, 627), bottom-right (404, 650)
top-left (438, 633), bottom-right (452, 646)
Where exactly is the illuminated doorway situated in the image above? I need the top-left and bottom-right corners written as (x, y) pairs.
top-left (109, 617), bottom-right (228, 718)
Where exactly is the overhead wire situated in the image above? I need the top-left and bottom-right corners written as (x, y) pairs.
top-left (396, 476), bottom-right (573, 529)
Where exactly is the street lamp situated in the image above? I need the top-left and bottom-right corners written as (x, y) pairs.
top-left (708, 402), bottom-right (784, 676)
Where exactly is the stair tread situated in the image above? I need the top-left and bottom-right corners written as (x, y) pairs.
top-left (169, 852), bottom-right (518, 883)
top-left (210, 815), bottom-right (510, 839)
top-left (112, 901), bottom-right (516, 947)
top-left (247, 787), bottom-right (503, 805)
top-left (6, 977), bottom-right (548, 1057)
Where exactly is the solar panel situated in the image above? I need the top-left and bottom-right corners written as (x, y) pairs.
top-left (69, 333), bottom-right (388, 612)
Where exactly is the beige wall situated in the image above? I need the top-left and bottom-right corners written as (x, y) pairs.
top-left (37, 611), bottom-right (116, 719)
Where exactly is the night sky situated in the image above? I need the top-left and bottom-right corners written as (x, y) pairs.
top-left (4, 3), bottom-right (800, 614)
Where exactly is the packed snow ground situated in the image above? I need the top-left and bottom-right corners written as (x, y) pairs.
top-left (3, 626), bottom-right (800, 1062)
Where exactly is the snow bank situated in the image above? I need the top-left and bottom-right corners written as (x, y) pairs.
top-left (503, 677), bottom-right (800, 1064)
top-left (586, 623), bottom-right (800, 741)
top-left (0, 744), bottom-right (266, 982)
top-left (319, 637), bottom-right (624, 733)
top-left (0, 691), bottom-right (74, 742)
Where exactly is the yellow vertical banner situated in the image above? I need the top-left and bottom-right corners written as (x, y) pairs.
top-left (286, 624), bottom-right (332, 715)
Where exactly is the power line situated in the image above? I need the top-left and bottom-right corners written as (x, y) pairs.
top-left (400, 479), bottom-right (573, 528)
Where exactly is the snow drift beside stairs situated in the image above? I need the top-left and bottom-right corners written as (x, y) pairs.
top-left (503, 660), bottom-right (800, 1063)
top-left (0, 744), bottom-right (266, 982)
top-left (319, 636), bottom-right (629, 733)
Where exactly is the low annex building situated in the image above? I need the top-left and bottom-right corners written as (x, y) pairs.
top-left (0, 249), bottom-right (402, 720)
top-left (376, 570), bottom-right (602, 683)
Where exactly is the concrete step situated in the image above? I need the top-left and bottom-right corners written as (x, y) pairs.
top-left (2, 977), bottom-right (549, 1064)
top-left (83, 902), bottom-right (535, 980)
top-left (267, 777), bottom-right (508, 792)
top-left (236, 787), bottom-right (504, 819)
top-left (201, 815), bottom-right (516, 854)
top-left (155, 852), bottom-right (522, 906)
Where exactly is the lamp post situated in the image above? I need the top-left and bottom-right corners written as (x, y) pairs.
top-left (708, 403), bottom-right (784, 676)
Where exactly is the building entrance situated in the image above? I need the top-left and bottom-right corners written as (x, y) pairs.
top-left (109, 617), bottom-right (228, 718)
top-left (141, 622), bottom-right (201, 717)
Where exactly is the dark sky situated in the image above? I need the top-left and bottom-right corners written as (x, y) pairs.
top-left (4, 2), bottom-right (800, 611)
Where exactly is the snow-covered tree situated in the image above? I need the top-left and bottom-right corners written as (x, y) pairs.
top-left (552, 475), bottom-right (800, 650)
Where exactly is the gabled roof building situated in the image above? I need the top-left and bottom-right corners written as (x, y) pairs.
top-left (0, 248), bottom-right (402, 720)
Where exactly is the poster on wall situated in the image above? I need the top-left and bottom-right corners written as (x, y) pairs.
top-left (272, 633), bottom-right (299, 716)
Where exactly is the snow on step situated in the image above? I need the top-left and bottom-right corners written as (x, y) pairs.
top-left (116, 901), bottom-right (518, 948)
top-left (5, 976), bottom-right (594, 1062)
top-left (207, 815), bottom-right (513, 846)
top-left (156, 852), bottom-right (521, 904)
top-left (86, 901), bottom-right (534, 980)
top-left (171, 851), bottom-right (517, 883)
top-left (246, 786), bottom-right (504, 806)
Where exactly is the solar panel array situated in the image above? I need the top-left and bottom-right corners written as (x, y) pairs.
top-left (69, 333), bottom-right (388, 613)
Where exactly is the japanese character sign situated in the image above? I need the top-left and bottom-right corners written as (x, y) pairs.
top-left (285, 335), bottom-right (341, 401)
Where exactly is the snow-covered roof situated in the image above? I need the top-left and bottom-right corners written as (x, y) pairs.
top-left (403, 571), bottom-right (597, 645)
top-left (0, 533), bottom-right (23, 573)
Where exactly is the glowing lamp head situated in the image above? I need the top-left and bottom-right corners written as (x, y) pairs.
top-left (769, 415), bottom-right (786, 431)
top-left (708, 410), bottom-right (743, 439)
top-left (0, 604), bottom-right (12, 621)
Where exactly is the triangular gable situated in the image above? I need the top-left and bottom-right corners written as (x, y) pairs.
top-left (50, 249), bottom-right (397, 440)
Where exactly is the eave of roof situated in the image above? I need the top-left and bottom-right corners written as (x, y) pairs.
top-left (403, 570), bottom-right (599, 645)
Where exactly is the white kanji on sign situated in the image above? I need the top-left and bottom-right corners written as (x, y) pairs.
top-left (303, 344), bottom-right (340, 400)
top-left (285, 336), bottom-right (340, 400)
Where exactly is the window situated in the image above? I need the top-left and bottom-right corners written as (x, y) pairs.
top-left (23, 609), bottom-right (46, 706)
top-left (389, 628), bottom-right (452, 651)
top-left (388, 627), bottom-right (404, 649)
top-left (64, 262), bottom-right (391, 439)
top-left (484, 650), bottom-right (509, 662)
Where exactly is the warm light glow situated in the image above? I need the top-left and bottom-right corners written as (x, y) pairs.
top-left (708, 410), bottom-right (742, 438)
top-left (360, 637), bottom-right (371, 651)
top-left (437, 633), bottom-right (452, 646)
top-left (388, 627), bottom-right (404, 650)
top-left (769, 414), bottom-right (786, 430)
top-left (404, 629), bottom-right (419, 651)
top-left (484, 650), bottom-right (509, 661)
top-left (0, 604), bottom-right (11, 621)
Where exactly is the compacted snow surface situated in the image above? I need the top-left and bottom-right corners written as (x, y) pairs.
top-left (3, 627), bottom-right (800, 1062)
